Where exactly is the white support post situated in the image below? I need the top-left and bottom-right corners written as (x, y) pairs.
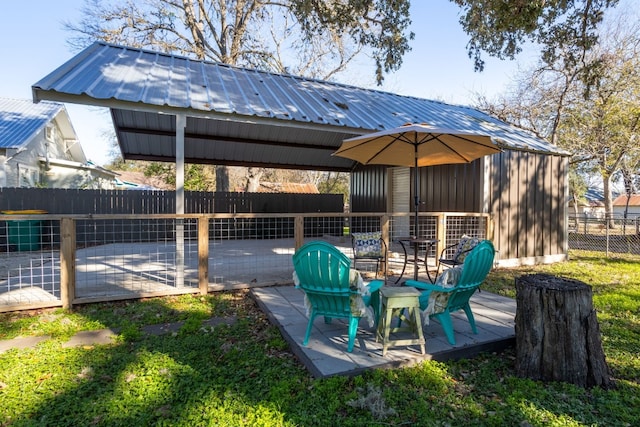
top-left (176, 114), bottom-right (186, 287)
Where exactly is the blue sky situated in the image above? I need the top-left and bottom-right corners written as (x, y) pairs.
top-left (0, 1), bottom-right (630, 166)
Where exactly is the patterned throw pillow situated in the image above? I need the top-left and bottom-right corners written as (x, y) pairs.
top-left (435, 265), bottom-right (463, 288)
top-left (352, 232), bottom-right (382, 257)
top-left (455, 235), bottom-right (480, 264)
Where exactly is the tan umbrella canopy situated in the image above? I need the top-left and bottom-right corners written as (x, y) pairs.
top-left (334, 123), bottom-right (501, 168)
top-left (334, 123), bottom-right (501, 274)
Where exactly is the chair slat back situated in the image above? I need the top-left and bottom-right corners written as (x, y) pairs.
top-left (444, 240), bottom-right (495, 310)
top-left (293, 241), bottom-right (354, 316)
top-left (293, 241), bottom-right (350, 290)
top-left (457, 240), bottom-right (495, 287)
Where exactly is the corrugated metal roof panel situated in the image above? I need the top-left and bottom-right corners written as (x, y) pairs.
top-left (33, 42), bottom-right (569, 171)
top-left (258, 182), bottom-right (319, 193)
top-left (0, 98), bottom-right (63, 149)
top-left (613, 194), bottom-right (640, 207)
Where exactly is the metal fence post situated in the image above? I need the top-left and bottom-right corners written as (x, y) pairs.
top-left (606, 215), bottom-right (610, 257)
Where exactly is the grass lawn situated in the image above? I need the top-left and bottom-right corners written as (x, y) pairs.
top-left (0, 249), bottom-right (638, 426)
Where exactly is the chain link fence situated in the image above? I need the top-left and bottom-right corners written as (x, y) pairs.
top-left (568, 214), bottom-right (640, 256)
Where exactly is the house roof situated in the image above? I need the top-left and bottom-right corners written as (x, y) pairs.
top-left (32, 42), bottom-right (569, 172)
top-left (584, 189), bottom-right (605, 206)
top-left (613, 194), bottom-right (640, 207)
top-left (0, 98), bottom-right (86, 163)
top-left (112, 170), bottom-right (174, 190)
top-left (0, 98), bottom-right (62, 149)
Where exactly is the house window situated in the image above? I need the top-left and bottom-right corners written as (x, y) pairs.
top-left (45, 125), bottom-right (56, 142)
top-left (17, 164), bottom-right (39, 187)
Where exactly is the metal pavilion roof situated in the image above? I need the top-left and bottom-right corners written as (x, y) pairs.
top-left (32, 42), bottom-right (568, 172)
top-left (0, 98), bottom-right (64, 149)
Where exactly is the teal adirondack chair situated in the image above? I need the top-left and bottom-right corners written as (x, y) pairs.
top-left (403, 240), bottom-right (495, 345)
top-left (292, 241), bottom-right (384, 352)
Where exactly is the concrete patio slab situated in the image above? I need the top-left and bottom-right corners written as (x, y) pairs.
top-left (251, 285), bottom-right (516, 378)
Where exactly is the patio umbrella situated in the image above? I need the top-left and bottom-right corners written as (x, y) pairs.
top-left (333, 123), bottom-right (501, 277)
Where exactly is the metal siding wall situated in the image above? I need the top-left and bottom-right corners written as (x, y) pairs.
top-left (393, 163), bottom-right (482, 214)
top-left (525, 153), bottom-right (537, 258)
top-left (422, 162), bottom-right (482, 212)
top-left (540, 158), bottom-right (556, 254)
top-left (491, 150), bottom-right (514, 260)
top-left (516, 151), bottom-right (528, 258)
top-left (508, 151), bottom-right (520, 258)
top-left (537, 155), bottom-right (548, 256)
top-left (351, 165), bottom-right (387, 212)
top-left (553, 156), bottom-right (567, 254)
top-left (488, 150), bottom-right (567, 261)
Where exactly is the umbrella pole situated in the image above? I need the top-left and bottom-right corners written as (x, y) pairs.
top-left (413, 146), bottom-right (419, 280)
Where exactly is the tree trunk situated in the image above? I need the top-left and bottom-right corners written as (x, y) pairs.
top-left (515, 274), bottom-right (614, 389)
top-left (216, 165), bottom-right (230, 192)
top-left (245, 167), bottom-right (264, 192)
top-left (603, 173), bottom-right (616, 229)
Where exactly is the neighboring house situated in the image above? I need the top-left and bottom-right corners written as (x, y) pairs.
top-left (230, 182), bottom-right (319, 193)
top-left (569, 189), bottom-right (606, 218)
top-left (112, 170), bottom-right (172, 190)
top-left (0, 98), bottom-right (117, 189)
top-left (612, 194), bottom-right (640, 217)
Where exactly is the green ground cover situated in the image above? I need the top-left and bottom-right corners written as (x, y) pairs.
top-left (0, 250), bottom-right (638, 426)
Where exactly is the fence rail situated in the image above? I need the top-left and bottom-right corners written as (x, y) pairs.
top-left (0, 212), bottom-right (491, 312)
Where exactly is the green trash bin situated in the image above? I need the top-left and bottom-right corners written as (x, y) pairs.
top-left (2, 210), bottom-right (47, 251)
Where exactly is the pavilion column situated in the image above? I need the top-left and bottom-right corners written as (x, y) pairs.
top-left (176, 114), bottom-right (185, 213)
top-left (176, 114), bottom-right (186, 287)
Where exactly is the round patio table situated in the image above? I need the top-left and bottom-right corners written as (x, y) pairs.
top-left (395, 237), bottom-right (439, 284)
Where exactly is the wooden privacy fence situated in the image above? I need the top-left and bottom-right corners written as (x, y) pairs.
top-left (0, 187), bottom-right (343, 214)
top-left (0, 188), bottom-right (344, 247)
top-left (0, 212), bottom-right (492, 312)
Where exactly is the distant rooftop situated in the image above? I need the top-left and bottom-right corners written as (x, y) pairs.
top-left (613, 194), bottom-right (640, 207)
top-left (258, 182), bottom-right (319, 194)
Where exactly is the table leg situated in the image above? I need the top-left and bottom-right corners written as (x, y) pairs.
top-left (396, 240), bottom-right (438, 284)
top-left (394, 241), bottom-right (410, 284)
top-left (412, 242), bottom-right (418, 281)
top-left (425, 242), bottom-right (435, 284)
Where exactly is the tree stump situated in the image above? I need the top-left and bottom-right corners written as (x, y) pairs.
top-left (515, 274), bottom-right (614, 389)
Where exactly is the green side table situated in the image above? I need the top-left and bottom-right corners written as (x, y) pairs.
top-left (376, 286), bottom-right (426, 356)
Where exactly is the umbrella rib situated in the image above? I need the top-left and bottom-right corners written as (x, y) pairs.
top-left (427, 134), bottom-right (498, 162)
top-left (366, 133), bottom-right (414, 164)
top-left (333, 136), bottom-right (385, 163)
top-left (338, 133), bottom-right (411, 164)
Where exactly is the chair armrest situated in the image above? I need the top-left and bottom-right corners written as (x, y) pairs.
top-left (366, 279), bottom-right (384, 294)
top-left (439, 258), bottom-right (462, 267)
top-left (438, 242), bottom-right (460, 261)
